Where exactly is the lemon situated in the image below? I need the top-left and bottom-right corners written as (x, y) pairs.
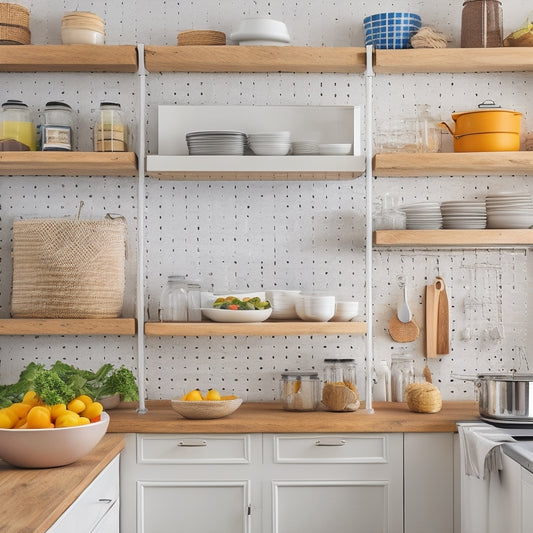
top-left (184, 389), bottom-right (203, 401)
top-left (205, 388), bottom-right (221, 401)
top-left (67, 398), bottom-right (86, 414)
top-left (26, 406), bottom-right (53, 429)
top-left (81, 401), bottom-right (103, 420)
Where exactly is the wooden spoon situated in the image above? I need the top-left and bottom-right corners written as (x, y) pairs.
top-left (388, 313), bottom-right (420, 343)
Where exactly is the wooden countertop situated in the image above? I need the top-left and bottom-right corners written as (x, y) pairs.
top-left (107, 400), bottom-right (480, 434)
top-left (0, 434), bottom-right (124, 533)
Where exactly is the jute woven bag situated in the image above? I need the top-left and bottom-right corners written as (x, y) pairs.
top-left (11, 215), bottom-right (127, 318)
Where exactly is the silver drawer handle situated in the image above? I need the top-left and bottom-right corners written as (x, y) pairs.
top-left (315, 439), bottom-right (346, 446)
top-left (98, 498), bottom-right (113, 504)
top-left (178, 439), bottom-right (208, 447)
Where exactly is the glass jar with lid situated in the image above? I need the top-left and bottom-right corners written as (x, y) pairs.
top-left (280, 371), bottom-right (320, 411)
top-left (0, 99), bottom-right (36, 151)
top-left (322, 358), bottom-right (360, 411)
top-left (461, 0), bottom-right (503, 48)
top-left (93, 101), bottom-right (127, 152)
top-left (42, 101), bottom-right (74, 151)
top-left (159, 275), bottom-right (188, 322)
top-left (391, 355), bottom-right (415, 402)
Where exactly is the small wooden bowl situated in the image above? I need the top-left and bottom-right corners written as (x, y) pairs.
top-left (170, 398), bottom-right (243, 419)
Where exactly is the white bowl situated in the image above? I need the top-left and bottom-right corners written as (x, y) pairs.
top-left (232, 17), bottom-right (289, 40)
top-left (318, 143), bottom-right (352, 155)
top-left (61, 27), bottom-right (105, 45)
top-left (330, 301), bottom-right (360, 322)
top-left (0, 412), bottom-right (109, 468)
top-left (201, 307), bottom-right (272, 323)
top-left (249, 143), bottom-right (291, 156)
top-left (170, 398), bottom-right (243, 419)
top-left (266, 290), bottom-right (300, 319)
top-left (296, 293), bottom-right (336, 322)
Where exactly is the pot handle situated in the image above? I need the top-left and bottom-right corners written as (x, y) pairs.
top-left (451, 373), bottom-right (480, 384)
top-left (438, 121), bottom-right (454, 136)
top-left (478, 99), bottom-right (501, 109)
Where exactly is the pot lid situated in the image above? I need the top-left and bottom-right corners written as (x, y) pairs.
top-left (452, 99), bottom-right (521, 119)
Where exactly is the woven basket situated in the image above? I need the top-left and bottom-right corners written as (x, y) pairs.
top-left (0, 3), bottom-right (30, 27)
top-left (11, 215), bottom-right (127, 319)
top-left (0, 24), bottom-right (30, 44)
top-left (405, 382), bottom-right (442, 413)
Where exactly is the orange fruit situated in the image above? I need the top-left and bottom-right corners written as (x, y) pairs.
top-left (76, 395), bottom-right (93, 408)
top-left (26, 406), bottom-right (53, 429)
top-left (55, 411), bottom-right (80, 427)
top-left (77, 416), bottom-right (90, 425)
top-left (67, 398), bottom-right (86, 414)
top-left (0, 411), bottom-right (13, 429)
top-left (22, 390), bottom-right (39, 406)
top-left (81, 401), bottom-right (103, 420)
top-left (10, 402), bottom-right (31, 419)
top-left (50, 403), bottom-right (67, 421)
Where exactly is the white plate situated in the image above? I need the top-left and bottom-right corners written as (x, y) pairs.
top-left (201, 308), bottom-right (272, 322)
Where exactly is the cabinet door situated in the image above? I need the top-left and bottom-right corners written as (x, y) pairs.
top-left (92, 500), bottom-right (119, 533)
top-left (138, 480), bottom-right (250, 533)
top-left (521, 467), bottom-right (533, 532)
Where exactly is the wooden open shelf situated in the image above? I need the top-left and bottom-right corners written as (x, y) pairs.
top-left (373, 152), bottom-right (533, 177)
top-left (373, 229), bottom-right (533, 248)
top-left (144, 45), bottom-right (366, 73)
top-left (0, 318), bottom-right (137, 335)
top-left (145, 320), bottom-right (367, 337)
top-left (0, 152), bottom-right (137, 176)
top-left (0, 44), bottom-right (138, 72)
top-left (374, 48), bottom-right (533, 74)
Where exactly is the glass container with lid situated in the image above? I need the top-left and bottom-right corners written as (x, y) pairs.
top-left (322, 358), bottom-right (360, 411)
top-left (391, 355), bottom-right (415, 402)
top-left (94, 101), bottom-right (127, 152)
top-left (0, 99), bottom-right (36, 151)
top-left (280, 371), bottom-right (320, 411)
top-left (42, 101), bottom-right (74, 151)
top-left (461, 0), bottom-right (503, 48)
top-left (159, 275), bottom-right (188, 322)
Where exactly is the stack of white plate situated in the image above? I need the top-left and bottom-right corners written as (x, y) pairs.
top-left (248, 131), bottom-right (291, 155)
top-left (440, 200), bottom-right (487, 229)
top-left (292, 140), bottom-right (319, 155)
top-left (400, 202), bottom-right (442, 230)
top-left (486, 192), bottom-right (533, 229)
top-left (230, 17), bottom-right (291, 46)
top-left (318, 143), bottom-right (352, 155)
top-left (186, 131), bottom-right (247, 155)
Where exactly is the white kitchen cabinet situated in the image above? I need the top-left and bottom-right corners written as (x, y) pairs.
top-left (47, 455), bottom-right (120, 533)
top-left (263, 433), bottom-right (403, 533)
top-left (521, 467), bottom-right (533, 532)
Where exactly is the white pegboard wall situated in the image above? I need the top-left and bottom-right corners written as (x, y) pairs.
top-left (1, 0), bottom-right (533, 403)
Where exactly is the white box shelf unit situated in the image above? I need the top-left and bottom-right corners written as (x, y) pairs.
top-left (146, 105), bottom-right (364, 180)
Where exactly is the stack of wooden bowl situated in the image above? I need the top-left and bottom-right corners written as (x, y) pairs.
top-left (61, 11), bottom-right (105, 45)
top-left (0, 3), bottom-right (30, 45)
top-left (177, 30), bottom-right (226, 46)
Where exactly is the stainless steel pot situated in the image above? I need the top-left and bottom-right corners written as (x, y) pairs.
top-left (455, 373), bottom-right (533, 421)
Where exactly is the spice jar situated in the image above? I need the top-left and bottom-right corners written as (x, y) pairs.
top-left (0, 99), bottom-right (36, 151)
top-left (321, 358), bottom-right (360, 412)
top-left (461, 0), bottom-right (503, 48)
top-left (159, 275), bottom-right (188, 322)
top-left (41, 101), bottom-right (74, 151)
top-left (391, 355), bottom-right (415, 402)
top-left (280, 371), bottom-right (320, 411)
top-left (94, 101), bottom-right (127, 152)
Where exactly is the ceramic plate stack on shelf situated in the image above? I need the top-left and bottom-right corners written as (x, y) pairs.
top-left (400, 202), bottom-right (442, 229)
top-left (486, 192), bottom-right (533, 229)
top-left (248, 131), bottom-right (291, 155)
top-left (292, 141), bottom-right (319, 155)
top-left (177, 30), bottom-right (226, 45)
top-left (440, 200), bottom-right (487, 229)
top-left (186, 130), bottom-right (247, 155)
top-left (318, 143), bottom-right (352, 155)
top-left (230, 17), bottom-right (291, 46)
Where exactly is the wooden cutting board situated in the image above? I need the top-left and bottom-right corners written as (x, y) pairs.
top-left (436, 277), bottom-right (450, 355)
top-left (425, 277), bottom-right (450, 357)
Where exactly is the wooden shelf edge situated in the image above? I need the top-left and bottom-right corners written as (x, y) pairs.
top-left (146, 171), bottom-right (361, 181)
top-left (0, 318), bottom-right (137, 335)
top-left (144, 45), bottom-right (366, 73)
top-left (373, 229), bottom-right (533, 247)
top-left (0, 152), bottom-right (138, 176)
top-left (374, 48), bottom-right (533, 74)
top-left (0, 44), bottom-right (138, 72)
top-left (145, 320), bottom-right (367, 336)
top-left (373, 151), bottom-right (533, 177)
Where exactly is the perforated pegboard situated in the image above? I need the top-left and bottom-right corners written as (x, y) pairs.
top-left (1, 0), bottom-right (533, 403)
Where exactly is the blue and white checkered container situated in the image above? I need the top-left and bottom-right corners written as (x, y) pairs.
top-left (363, 12), bottom-right (422, 49)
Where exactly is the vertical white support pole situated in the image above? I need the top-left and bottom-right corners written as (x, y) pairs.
top-left (136, 43), bottom-right (147, 414)
top-left (364, 44), bottom-right (374, 414)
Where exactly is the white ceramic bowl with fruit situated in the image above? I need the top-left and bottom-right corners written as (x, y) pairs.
top-left (0, 412), bottom-right (109, 468)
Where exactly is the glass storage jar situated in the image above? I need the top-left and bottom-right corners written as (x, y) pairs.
top-left (42, 101), bottom-right (74, 151)
top-left (159, 275), bottom-right (188, 322)
top-left (391, 355), bottom-right (415, 402)
top-left (461, 0), bottom-right (503, 48)
top-left (0, 99), bottom-right (36, 151)
top-left (186, 280), bottom-right (202, 322)
top-left (280, 371), bottom-right (320, 411)
top-left (322, 358), bottom-right (360, 412)
top-left (93, 101), bottom-right (127, 152)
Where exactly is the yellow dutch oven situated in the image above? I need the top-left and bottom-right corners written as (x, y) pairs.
top-left (439, 100), bottom-right (522, 152)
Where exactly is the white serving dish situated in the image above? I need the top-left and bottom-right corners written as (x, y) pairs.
top-left (0, 412), bottom-right (109, 468)
top-left (201, 307), bottom-right (272, 323)
top-left (61, 27), bottom-right (105, 45)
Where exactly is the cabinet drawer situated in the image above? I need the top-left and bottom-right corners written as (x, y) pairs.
top-left (269, 434), bottom-right (391, 464)
top-left (137, 434), bottom-right (252, 464)
top-left (47, 455), bottom-right (119, 533)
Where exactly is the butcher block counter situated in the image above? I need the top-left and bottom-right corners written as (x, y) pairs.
top-left (107, 399), bottom-right (480, 433)
top-left (0, 434), bottom-right (124, 533)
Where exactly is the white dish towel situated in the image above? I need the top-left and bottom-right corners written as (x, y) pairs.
top-left (458, 422), bottom-right (515, 479)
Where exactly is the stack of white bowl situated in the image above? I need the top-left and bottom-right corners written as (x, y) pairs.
top-left (486, 192), bottom-right (533, 229)
top-left (265, 290), bottom-right (300, 319)
top-left (318, 143), bottom-right (352, 155)
top-left (230, 18), bottom-right (291, 46)
top-left (441, 200), bottom-right (487, 229)
top-left (248, 131), bottom-right (291, 155)
top-left (292, 140), bottom-right (319, 155)
top-left (61, 11), bottom-right (105, 44)
top-left (331, 301), bottom-right (360, 322)
top-left (400, 202), bottom-right (442, 229)
top-left (295, 293), bottom-right (336, 322)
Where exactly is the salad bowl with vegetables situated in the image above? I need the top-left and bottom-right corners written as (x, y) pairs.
top-left (202, 295), bottom-right (272, 323)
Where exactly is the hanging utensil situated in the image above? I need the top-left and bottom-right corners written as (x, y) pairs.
top-left (397, 281), bottom-right (412, 323)
top-left (436, 276), bottom-right (450, 355)
top-left (425, 278), bottom-right (442, 357)
top-left (388, 278), bottom-right (419, 343)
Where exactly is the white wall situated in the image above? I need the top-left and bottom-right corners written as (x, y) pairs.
top-left (0, 0), bottom-right (531, 402)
